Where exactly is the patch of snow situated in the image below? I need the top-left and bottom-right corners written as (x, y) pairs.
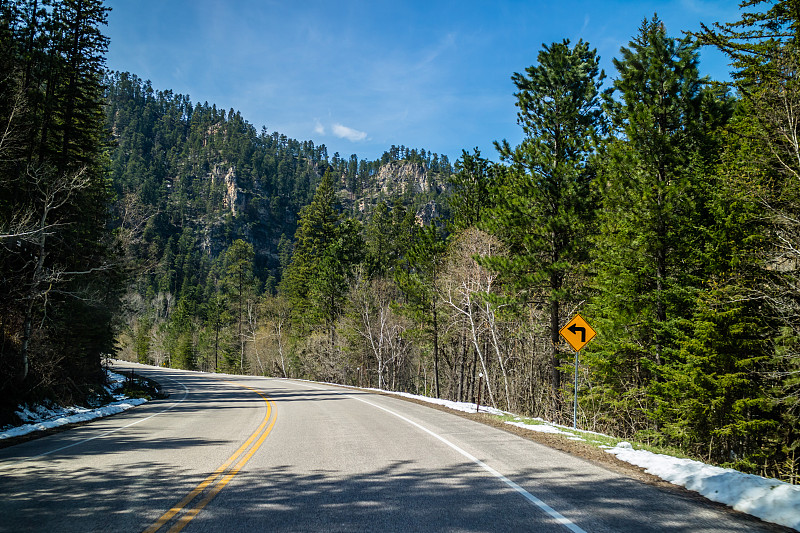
top-left (607, 442), bottom-right (800, 531)
top-left (0, 369), bottom-right (148, 441)
top-left (506, 419), bottom-right (575, 436)
top-left (375, 389), bottom-right (508, 416)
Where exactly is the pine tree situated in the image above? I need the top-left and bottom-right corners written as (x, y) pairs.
top-left (697, 1), bottom-right (800, 475)
top-left (448, 148), bottom-right (493, 232)
top-left (389, 198), bottom-right (416, 269)
top-left (281, 170), bottom-right (342, 318)
top-left (482, 39), bottom-right (604, 417)
top-left (56, 0), bottom-right (110, 172)
top-left (365, 201), bottom-right (392, 277)
top-left (223, 239), bottom-right (255, 374)
top-left (0, 0), bottom-right (116, 397)
top-left (646, 98), bottom-right (777, 464)
top-left (280, 169), bottom-right (365, 352)
top-left (395, 222), bottom-right (448, 397)
top-left (587, 15), bottom-right (721, 437)
top-left (308, 218), bottom-right (363, 346)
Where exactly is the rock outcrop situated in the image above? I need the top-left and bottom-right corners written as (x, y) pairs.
top-left (375, 160), bottom-right (441, 195)
top-left (211, 164), bottom-right (240, 216)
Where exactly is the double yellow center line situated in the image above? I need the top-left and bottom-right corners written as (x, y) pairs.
top-left (143, 381), bottom-right (276, 533)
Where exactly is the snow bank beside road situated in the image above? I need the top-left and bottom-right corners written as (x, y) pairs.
top-left (381, 390), bottom-right (508, 416)
top-left (607, 442), bottom-right (800, 531)
top-left (0, 370), bottom-right (147, 441)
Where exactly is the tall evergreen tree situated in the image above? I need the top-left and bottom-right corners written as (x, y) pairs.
top-left (587, 15), bottom-right (714, 435)
top-left (223, 239), bottom-right (255, 373)
top-left (56, 0), bottom-right (110, 172)
top-left (365, 201), bottom-right (392, 277)
top-left (395, 222), bottom-right (448, 398)
top-left (281, 169), bottom-right (364, 350)
top-left (448, 148), bottom-right (493, 232)
top-left (308, 217), bottom-right (363, 346)
top-left (482, 39), bottom-right (604, 417)
top-left (281, 170), bottom-right (341, 318)
top-left (697, 0), bottom-right (800, 469)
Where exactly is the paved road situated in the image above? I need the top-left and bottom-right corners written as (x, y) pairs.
top-left (0, 362), bottom-right (784, 532)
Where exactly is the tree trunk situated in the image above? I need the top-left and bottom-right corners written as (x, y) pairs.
top-left (550, 296), bottom-right (561, 397)
top-left (432, 300), bottom-right (440, 397)
top-left (18, 193), bottom-right (50, 383)
top-left (458, 331), bottom-right (467, 402)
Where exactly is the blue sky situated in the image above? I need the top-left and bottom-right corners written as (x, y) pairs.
top-left (104, 0), bottom-right (740, 163)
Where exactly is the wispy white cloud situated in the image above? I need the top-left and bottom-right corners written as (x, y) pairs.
top-left (332, 123), bottom-right (367, 142)
top-left (418, 32), bottom-right (457, 68)
top-left (314, 120), bottom-right (326, 135)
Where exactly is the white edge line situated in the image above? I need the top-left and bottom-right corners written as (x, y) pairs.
top-left (292, 380), bottom-right (586, 533)
top-left (0, 374), bottom-right (189, 469)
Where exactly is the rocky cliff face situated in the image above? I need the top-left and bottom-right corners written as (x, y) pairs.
top-left (211, 164), bottom-right (240, 216)
top-left (375, 160), bottom-right (443, 196)
top-left (337, 159), bottom-right (447, 226)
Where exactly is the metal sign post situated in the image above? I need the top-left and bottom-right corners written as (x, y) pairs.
top-left (573, 347), bottom-right (579, 429)
top-left (559, 314), bottom-right (597, 430)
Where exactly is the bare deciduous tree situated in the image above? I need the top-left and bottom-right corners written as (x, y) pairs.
top-left (15, 165), bottom-right (93, 382)
top-left (350, 269), bottom-right (411, 390)
top-left (441, 228), bottom-right (512, 409)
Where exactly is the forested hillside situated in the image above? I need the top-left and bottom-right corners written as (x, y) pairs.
top-left (104, 71), bottom-right (453, 375)
top-left (1, 0), bottom-right (799, 484)
top-left (106, 71), bottom-right (452, 284)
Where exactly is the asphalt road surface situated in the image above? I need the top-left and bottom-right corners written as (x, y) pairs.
top-left (0, 362), bottom-right (786, 532)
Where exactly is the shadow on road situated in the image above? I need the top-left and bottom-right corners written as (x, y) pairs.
top-left (0, 444), bottom-right (787, 532)
top-left (196, 461), bottom-right (782, 533)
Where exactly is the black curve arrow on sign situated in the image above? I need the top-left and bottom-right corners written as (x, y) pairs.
top-left (568, 324), bottom-right (586, 343)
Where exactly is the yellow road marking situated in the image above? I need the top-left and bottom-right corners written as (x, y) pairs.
top-left (167, 412), bottom-right (278, 533)
top-left (143, 380), bottom-right (275, 533)
top-left (143, 405), bottom-right (271, 532)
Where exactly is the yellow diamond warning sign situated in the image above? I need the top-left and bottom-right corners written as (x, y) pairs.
top-left (559, 314), bottom-right (596, 352)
